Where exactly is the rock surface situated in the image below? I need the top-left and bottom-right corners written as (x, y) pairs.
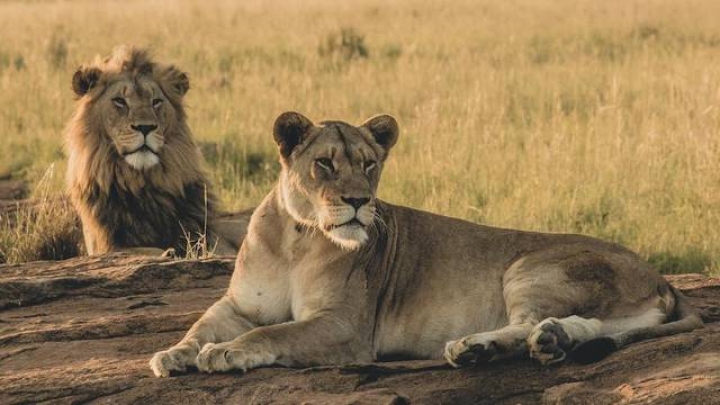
top-left (0, 255), bottom-right (718, 404)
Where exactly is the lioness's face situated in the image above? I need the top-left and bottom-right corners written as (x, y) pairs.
top-left (95, 77), bottom-right (177, 171)
top-left (273, 112), bottom-right (398, 250)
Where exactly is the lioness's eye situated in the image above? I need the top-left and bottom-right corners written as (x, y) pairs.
top-left (363, 160), bottom-right (377, 173)
top-left (112, 97), bottom-right (127, 108)
top-left (152, 99), bottom-right (163, 108)
top-left (315, 158), bottom-right (334, 172)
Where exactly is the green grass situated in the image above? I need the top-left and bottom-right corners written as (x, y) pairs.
top-left (0, 0), bottom-right (718, 276)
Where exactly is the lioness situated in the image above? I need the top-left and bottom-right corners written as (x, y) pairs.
top-left (66, 46), bottom-right (247, 257)
top-left (150, 112), bottom-right (701, 377)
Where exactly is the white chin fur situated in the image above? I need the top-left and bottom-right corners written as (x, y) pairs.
top-left (124, 150), bottom-right (159, 170)
top-left (325, 225), bottom-right (369, 250)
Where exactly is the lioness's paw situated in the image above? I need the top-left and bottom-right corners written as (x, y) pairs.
top-left (444, 335), bottom-right (498, 368)
top-left (527, 318), bottom-right (573, 365)
top-left (196, 342), bottom-right (275, 373)
top-left (196, 343), bottom-right (234, 373)
top-left (149, 345), bottom-right (198, 378)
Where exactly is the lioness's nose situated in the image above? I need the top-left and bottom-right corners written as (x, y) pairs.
top-left (342, 197), bottom-right (370, 210)
top-left (131, 124), bottom-right (158, 136)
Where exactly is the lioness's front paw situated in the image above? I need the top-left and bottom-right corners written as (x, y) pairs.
top-left (444, 336), bottom-right (498, 368)
top-left (196, 343), bottom-right (234, 373)
top-left (149, 345), bottom-right (198, 378)
top-left (196, 342), bottom-right (275, 373)
top-left (527, 318), bottom-right (573, 365)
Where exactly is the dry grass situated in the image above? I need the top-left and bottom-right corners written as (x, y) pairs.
top-left (0, 0), bottom-right (718, 275)
top-left (0, 166), bottom-right (82, 264)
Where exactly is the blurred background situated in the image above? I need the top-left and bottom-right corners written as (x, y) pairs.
top-left (0, 0), bottom-right (718, 275)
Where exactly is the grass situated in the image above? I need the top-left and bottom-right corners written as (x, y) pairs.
top-left (0, 0), bottom-right (718, 276)
top-left (0, 165), bottom-right (82, 264)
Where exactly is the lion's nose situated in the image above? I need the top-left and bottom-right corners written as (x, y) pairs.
top-left (131, 124), bottom-right (158, 136)
top-left (341, 197), bottom-right (370, 210)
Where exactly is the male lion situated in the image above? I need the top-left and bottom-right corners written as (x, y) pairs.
top-left (66, 46), bottom-right (246, 256)
top-left (150, 112), bottom-right (701, 377)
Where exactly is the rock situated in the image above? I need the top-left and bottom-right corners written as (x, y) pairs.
top-left (0, 255), bottom-right (718, 404)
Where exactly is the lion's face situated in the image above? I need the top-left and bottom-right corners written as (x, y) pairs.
top-left (273, 112), bottom-right (399, 250)
top-left (71, 46), bottom-right (190, 172)
top-left (94, 77), bottom-right (177, 170)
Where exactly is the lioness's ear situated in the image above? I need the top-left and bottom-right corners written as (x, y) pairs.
top-left (72, 66), bottom-right (101, 97)
top-left (362, 115), bottom-right (399, 153)
top-left (158, 65), bottom-right (190, 98)
top-left (273, 111), bottom-right (314, 160)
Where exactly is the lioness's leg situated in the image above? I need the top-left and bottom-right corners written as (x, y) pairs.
top-left (195, 313), bottom-right (367, 373)
top-left (149, 295), bottom-right (254, 377)
top-left (560, 307), bottom-right (675, 364)
top-left (444, 323), bottom-right (535, 367)
top-left (445, 254), bottom-right (581, 367)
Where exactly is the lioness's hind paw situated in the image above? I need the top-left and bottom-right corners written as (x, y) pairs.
top-left (527, 318), bottom-right (573, 365)
top-left (444, 337), bottom-right (497, 368)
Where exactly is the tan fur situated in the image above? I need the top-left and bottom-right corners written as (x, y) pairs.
top-left (150, 112), bottom-right (700, 377)
top-left (66, 46), bottom-right (246, 256)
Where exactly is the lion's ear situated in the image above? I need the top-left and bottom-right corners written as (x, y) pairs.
top-left (158, 65), bottom-right (190, 98)
top-left (273, 111), bottom-right (314, 160)
top-left (362, 114), bottom-right (399, 153)
top-left (72, 66), bottom-right (101, 97)
top-left (172, 71), bottom-right (190, 96)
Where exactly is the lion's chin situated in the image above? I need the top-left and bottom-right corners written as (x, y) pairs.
top-left (124, 150), bottom-right (160, 171)
top-left (325, 224), bottom-right (369, 251)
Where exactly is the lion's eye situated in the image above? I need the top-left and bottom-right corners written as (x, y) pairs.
top-left (112, 97), bottom-right (127, 108)
top-left (152, 99), bottom-right (163, 108)
top-left (363, 160), bottom-right (377, 173)
top-left (315, 158), bottom-right (334, 172)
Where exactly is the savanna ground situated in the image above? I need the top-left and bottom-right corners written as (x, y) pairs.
top-left (0, 0), bottom-right (718, 275)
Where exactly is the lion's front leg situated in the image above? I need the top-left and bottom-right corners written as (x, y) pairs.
top-left (195, 313), bottom-right (366, 374)
top-left (149, 295), bottom-right (255, 377)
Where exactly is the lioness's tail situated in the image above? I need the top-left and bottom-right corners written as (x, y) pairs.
top-left (570, 285), bottom-right (702, 364)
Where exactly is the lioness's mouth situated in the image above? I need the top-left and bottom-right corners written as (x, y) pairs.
top-left (328, 218), bottom-right (364, 230)
top-left (124, 145), bottom-right (158, 156)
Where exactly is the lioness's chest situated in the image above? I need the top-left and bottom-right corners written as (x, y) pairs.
top-left (229, 227), bottom-right (352, 326)
top-left (229, 253), bottom-right (293, 325)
